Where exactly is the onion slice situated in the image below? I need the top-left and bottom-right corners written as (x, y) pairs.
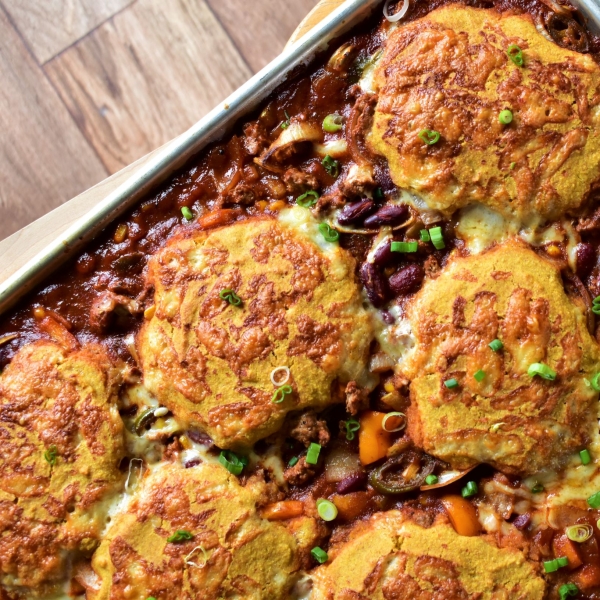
top-left (125, 458), bottom-right (144, 493)
top-left (419, 465), bottom-right (477, 491)
top-left (256, 122), bottom-right (321, 173)
top-left (0, 333), bottom-right (17, 346)
top-left (384, 0), bottom-right (409, 23)
top-left (270, 366), bottom-right (291, 387)
top-left (185, 545), bottom-right (209, 568)
top-left (382, 412), bottom-right (406, 432)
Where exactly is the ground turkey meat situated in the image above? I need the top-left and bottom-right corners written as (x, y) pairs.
top-left (345, 381), bottom-right (369, 416)
top-left (283, 167), bottom-right (319, 194)
top-left (284, 457), bottom-right (316, 486)
top-left (225, 182), bottom-right (256, 205)
top-left (289, 410), bottom-right (330, 447)
top-left (243, 121), bottom-right (269, 156)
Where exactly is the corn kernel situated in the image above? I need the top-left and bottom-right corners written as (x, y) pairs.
top-left (114, 223), bottom-right (128, 244)
top-left (180, 436), bottom-right (192, 450)
top-left (144, 305), bottom-right (156, 320)
top-left (546, 244), bottom-right (561, 257)
top-left (384, 381), bottom-right (395, 393)
top-left (33, 307), bottom-right (46, 320)
top-left (257, 200), bottom-right (268, 212)
top-left (268, 200), bottom-right (287, 212)
top-left (154, 418), bottom-right (165, 429)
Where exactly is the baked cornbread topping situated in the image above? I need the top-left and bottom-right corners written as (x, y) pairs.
top-left (0, 0), bottom-right (600, 598)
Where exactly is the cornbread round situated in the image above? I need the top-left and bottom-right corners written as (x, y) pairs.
top-left (87, 461), bottom-right (315, 599)
top-left (401, 241), bottom-right (599, 475)
top-left (310, 510), bottom-right (545, 599)
top-left (369, 4), bottom-right (600, 222)
top-left (138, 213), bottom-right (373, 449)
top-left (0, 341), bottom-right (124, 596)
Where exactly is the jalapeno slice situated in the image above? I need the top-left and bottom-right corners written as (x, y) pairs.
top-left (368, 451), bottom-right (436, 495)
top-left (134, 407), bottom-right (157, 435)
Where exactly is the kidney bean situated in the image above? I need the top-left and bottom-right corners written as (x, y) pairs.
top-left (338, 199), bottom-right (375, 225)
top-left (360, 262), bottom-right (390, 307)
top-left (389, 264), bottom-right (425, 296)
top-left (337, 472), bottom-right (368, 494)
top-left (381, 310), bottom-right (395, 325)
top-left (188, 429), bottom-right (214, 447)
top-left (512, 513), bottom-right (531, 530)
top-left (576, 242), bottom-right (596, 279)
top-left (372, 242), bottom-right (395, 266)
top-left (363, 204), bottom-right (409, 228)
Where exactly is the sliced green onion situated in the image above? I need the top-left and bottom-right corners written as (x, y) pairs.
top-left (566, 524), bottom-right (593, 543)
top-left (281, 110), bottom-right (291, 129)
top-left (531, 482), bottom-right (544, 494)
top-left (382, 412), bottom-right (406, 433)
top-left (559, 583), bottom-right (579, 600)
top-left (593, 305), bottom-right (600, 316)
top-left (444, 378), bottom-right (459, 389)
top-left (44, 445), bottom-right (58, 466)
top-left (272, 384), bottom-right (293, 404)
top-left (288, 456), bottom-right (299, 467)
top-left (527, 362), bottom-right (556, 381)
top-left (311, 546), bottom-right (328, 564)
top-left (418, 129), bottom-right (440, 145)
top-left (343, 418), bottom-right (360, 441)
top-left (593, 295), bottom-right (600, 305)
top-left (557, 557), bottom-right (569, 568)
top-left (489, 339), bottom-right (503, 352)
top-left (425, 474), bottom-right (438, 485)
top-left (507, 44), bottom-right (524, 67)
top-left (499, 109), bottom-right (513, 125)
top-left (580, 449), bottom-right (592, 465)
top-left (322, 155), bottom-right (340, 178)
top-left (306, 442), bottom-right (321, 465)
top-left (461, 481), bottom-right (478, 498)
top-left (219, 450), bottom-right (247, 475)
top-left (316, 499), bottom-right (338, 521)
top-left (588, 491), bottom-right (600, 508)
top-left (219, 289), bottom-right (242, 306)
top-left (323, 114), bottom-right (343, 133)
top-left (147, 597), bottom-right (158, 600)
top-left (391, 241), bottom-right (418, 253)
top-left (181, 206), bottom-right (193, 221)
top-left (429, 227), bottom-right (445, 250)
top-left (167, 530), bottom-right (194, 543)
top-left (319, 222), bottom-right (339, 243)
top-left (544, 559), bottom-right (559, 573)
top-left (591, 373), bottom-right (600, 391)
top-left (474, 370), bottom-right (485, 382)
top-left (296, 190), bottom-right (319, 208)
top-left (420, 229), bottom-right (431, 242)
top-left (373, 187), bottom-right (384, 201)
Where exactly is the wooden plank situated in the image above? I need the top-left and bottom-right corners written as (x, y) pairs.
top-left (0, 5), bottom-right (108, 241)
top-left (205, 0), bottom-right (321, 72)
top-left (287, 0), bottom-right (347, 47)
top-left (1, 0), bottom-right (134, 64)
top-left (44, 0), bottom-right (253, 173)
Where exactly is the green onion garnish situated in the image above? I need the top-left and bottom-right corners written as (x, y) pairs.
top-left (219, 450), bottom-right (247, 475)
top-left (527, 363), bottom-right (556, 381)
top-left (306, 443), bottom-right (321, 465)
top-left (474, 370), bottom-right (485, 382)
top-left (593, 306), bottom-right (600, 315)
top-left (593, 295), bottom-right (600, 305)
top-left (219, 289), bottom-right (242, 306)
top-left (373, 187), bottom-right (384, 201)
top-left (316, 499), bottom-right (338, 521)
top-left (418, 129), bottom-right (440, 145)
top-left (566, 524), bottom-right (593, 543)
top-left (343, 418), bottom-right (360, 441)
top-left (559, 583), bottom-right (579, 600)
top-left (588, 491), bottom-right (600, 508)
top-left (272, 384), bottom-right (293, 404)
top-left (322, 155), bottom-right (340, 178)
top-left (281, 110), bottom-right (291, 129)
top-left (288, 456), bottom-right (299, 467)
top-left (557, 557), bottom-right (569, 568)
top-left (296, 190), bottom-right (319, 208)
top-left (391, 241), bottom-right (418, 253)
top-left (591, 373), bottom-right (600, 391)
top-left (425, 474), bottom-right (438, 485)
top-left (544, 559), bottom-right (559, 573)
top-left (318, 222), bottom-right (339, 243)
top-left (429, 227), bottom-right (445, 250)
top-left (323, 114), bottom-right (343, 133)
top-left (499, 109), bottom-right (513, 125)
top-left (311, 546), bottom-right (328, 564)
top-left (507, 44), bottom-right (524, 66)
top-left (181, 206), bottom-right (193, 221)
top-left (531, 482), bottom-right (544, 493)
top-left (489, 339), bottom-right (503, 352)
top-left (167, 530), bottom-right (194, 543)
top-left (147, 597), bottom-right (157, 600)
top-left (461, 481), bottom-right (478, 498)
top-left (444, 378), bottom-right (459, 389)
top-left (580, 449), bottom-right (592, 465)
top-left (44, 445), bottom-right (58, 466)
top-left (420, 229), bottom-right (431, 242)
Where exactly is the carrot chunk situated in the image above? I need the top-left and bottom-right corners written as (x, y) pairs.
top-left (440, 495), bottom-right (481, 537)
top-left (358, 411), bottom-right (392, 465)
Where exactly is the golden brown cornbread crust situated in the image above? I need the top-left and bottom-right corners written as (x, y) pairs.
top-left (310, 510), bottom-right (545, 599)
top-left (0, 341), bottom-right (124, 596)
top-left (401, 241), bottom-right (599, 475)
top-left (87, 462), bottom-right (318, 600)
top-left (370, 4), bottom-right (600, 221)
top-left (138, 216), bottom-right (373, 449)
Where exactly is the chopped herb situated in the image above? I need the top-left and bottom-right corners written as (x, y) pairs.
top-left (531, 482), bottom-right (544, 494)
top-left (316, 499), bottom-right (338, 521)
top-left (219, 450), bottom-right (247, 476)
top-left (461, 481), bottom-right (478, 498)
top-left (343, 418), bottom-right (360, 441)
top-left (323, 114), bottom-right (343, 133)
top-left (311, 546), bottom-right (328, 564)
top-left (593, 306), bottom-right (600, 316)
top-left (296, 190), bottom-right (319, 208)
top-left (591, 373), bottom-right (600, 391)
top-left (181, 206), bottom-right (193, 221)
top-left (420, 229), bottom-right (431, 242)
top-left (425, 474), bottom-right (438, 485)
top-left (474, 370), bottom-right (485, 382)
top-left (566, 524), bottom-right (593, 543)
top-left (588, 491), bottom-right (600, 508)
top-left (418, 129), bottom-right (441, 145)
top-left (288, 456), bottom-right (299, 467)
top-left (306, 443), bottom-right (321, 465)
top-left (557, 557), bottom-right (569, 568)
top-left (527, 362), bottom-right (556, 381)
top-left (499, 109), bottom-right (513, 125)
top-left (391, 241), bottom-right (418, 253)
top-left (219, 289), bottom-right (242, 306)
top-left (318, 222), bottom-right (340, 243)
top-left (429, 226), bottom-right (445, 250)
top-left (373, 187), bottom-right (384, 201)
top-left (507, 44), bottom-right (524, 67)
top-left (444, 378), bottom-right (459, 389)
top-left (167, 530), bottom-right (194, 543)
top-left (322, 155), bottom-right (340, 178)
top-left (281, 110), bottom-right (291, 129)
top-left (593, 295), bottom-right (600, 305)
top-left (559, 583), bottom-right (579, 600)
top-left (489, 339), bottom-right (504, 352)
top-left (44, 445), bottom-right (58, 466)
top-left (272, 384), bottom-right (293, 404)
top-left (580, 449), bottom-right (592, 465)
top-left (510, 162), bottom-right (516, 170)
top-left (544, 559), bottom-right (559, 573)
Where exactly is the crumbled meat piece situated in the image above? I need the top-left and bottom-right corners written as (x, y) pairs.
top-left (345, 381), bottom-right (369, 416)
top-left (89, 291), bottom-right (141, 333)
top-left (289, 411), bottom-right (330, 447)
top-left (225, 182), bottom-right (256, 205)
top-left (577, 205), bottom-right (600, 232)
top-left (314, 192), bottom-right (346, 215)
top-left (162, 437), bottom-right (183, 462)
top-left (340, 164), bottom-right (375, 197)
top-left (243, 121), bottom-right (269, 156)
top-left (423, 254), bottom-right (441, 279)
top-left (284, 457), bottom-right (316, 486)
top-left (283, 167), bottom-right (319, 194)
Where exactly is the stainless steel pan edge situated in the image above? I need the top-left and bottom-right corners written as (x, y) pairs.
top-left (0, 0), bottom-right (382, 316)
top-left (573, 0), bottom-right (600, 35)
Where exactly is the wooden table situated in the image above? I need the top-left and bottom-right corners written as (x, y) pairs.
top-left (0, 0), bottom-right (345, 286)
